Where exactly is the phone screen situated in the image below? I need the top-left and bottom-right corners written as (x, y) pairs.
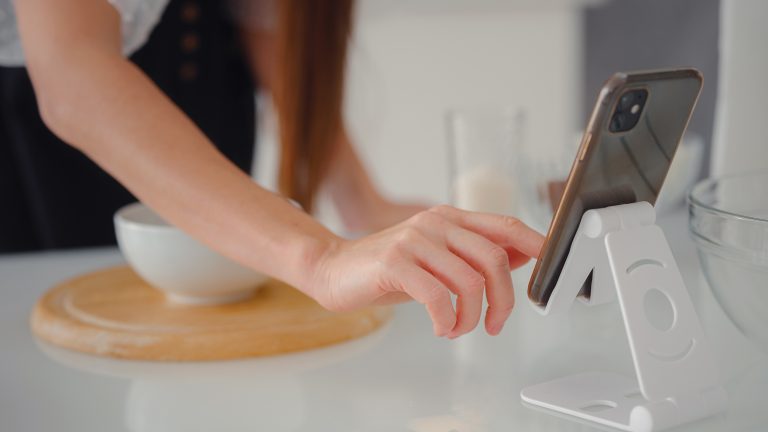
top-left (528, 70), bottom-right (703, 307)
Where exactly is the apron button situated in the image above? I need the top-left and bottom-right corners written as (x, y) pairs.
top-left (181, 33), bottom-right (200, 53)
top-left (179, 62), bottom-right (199, 81)
top-left (180, 2), bottom-right (200, 23)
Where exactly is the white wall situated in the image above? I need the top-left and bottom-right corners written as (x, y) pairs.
top-left (712, 0), bottom-right (768, 176)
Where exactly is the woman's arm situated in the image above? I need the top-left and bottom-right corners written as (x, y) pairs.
top-left (15, 0), bottom-right (333, 291)
top-left (17, 0), bottom-right (545, 338)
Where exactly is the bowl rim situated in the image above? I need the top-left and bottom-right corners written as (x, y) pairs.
top-left (688, 171), bottom-right (768, 224)
top-left (114, 202), bottom-right (178, 233)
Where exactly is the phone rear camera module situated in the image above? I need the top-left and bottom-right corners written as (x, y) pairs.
top-left (609, 89), bottom-right (648, 133)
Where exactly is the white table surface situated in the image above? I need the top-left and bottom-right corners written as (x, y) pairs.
top-left (1, 210), bottom-right (766, 432)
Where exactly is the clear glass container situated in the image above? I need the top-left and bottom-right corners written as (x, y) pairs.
top-left (446, 106), bottom-right (526, 216)
top-left (688, 172), bottom-right (768, 352)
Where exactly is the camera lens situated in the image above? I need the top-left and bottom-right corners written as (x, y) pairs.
top-left (611, 114), bottom-right (626, 131)
top-left (610, 89), bottom-right (648, 132)
top-left (619, 93), bottom-right (635, 112)
top-left (618, 89), bottom-right (647, 112)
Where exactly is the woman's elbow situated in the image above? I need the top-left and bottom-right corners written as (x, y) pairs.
top-left (35, 86), bottom-right (84, 149)
top-left (28, 54), bottom-right (115, 151)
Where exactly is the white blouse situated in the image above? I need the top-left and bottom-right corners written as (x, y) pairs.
top-left (0, 0), bottom-right (170, 66)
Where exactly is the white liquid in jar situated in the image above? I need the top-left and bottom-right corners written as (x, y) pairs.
top-left (453, 166), bottom-right (518, 215)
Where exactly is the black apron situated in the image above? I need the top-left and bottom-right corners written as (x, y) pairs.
top-left (0, 0), bottom-right (256, 253)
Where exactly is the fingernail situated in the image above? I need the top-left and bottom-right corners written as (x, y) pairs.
top-left (495, 322), bottom-right (506, 335)
top-left (488, 322), bottom-right (504, 336)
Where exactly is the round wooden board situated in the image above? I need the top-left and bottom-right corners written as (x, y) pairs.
top-left (31, 266), bottom-right (392, 361)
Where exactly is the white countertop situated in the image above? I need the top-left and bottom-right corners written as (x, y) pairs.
top-left (1, 210), bottom-right (766, 432)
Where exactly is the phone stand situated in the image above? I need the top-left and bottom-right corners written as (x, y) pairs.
top-left (520, 202), bottom-right (726, 432)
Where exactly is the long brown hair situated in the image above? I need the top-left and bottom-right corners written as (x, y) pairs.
top-left (274, 1), bottom-right (355, 211)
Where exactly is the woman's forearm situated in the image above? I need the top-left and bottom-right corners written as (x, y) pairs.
top-left (322, 131), bottom-right (390, 229)
top-left (16, 1), bottom-right (337, 293)
top-left (83, 58), bottom-right (335, 290)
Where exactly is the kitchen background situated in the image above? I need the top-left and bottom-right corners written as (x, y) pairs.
top-left (252, 0), bottom-right (726, 232)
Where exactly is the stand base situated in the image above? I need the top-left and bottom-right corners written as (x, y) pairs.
top-left (521, 372), bottom-right (726, 432)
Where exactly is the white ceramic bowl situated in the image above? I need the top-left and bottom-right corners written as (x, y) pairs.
top-left (115, 202), bottom-right (268, 305)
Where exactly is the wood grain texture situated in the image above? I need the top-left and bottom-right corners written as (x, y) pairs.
top-left (31, 266), bottom-right (392, 361)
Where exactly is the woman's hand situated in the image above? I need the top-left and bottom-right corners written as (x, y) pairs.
top-left (307, 205), bottom-right (545, 338)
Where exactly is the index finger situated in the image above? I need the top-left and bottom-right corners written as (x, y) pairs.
top-left (430, 206), bottom-right (545, 258)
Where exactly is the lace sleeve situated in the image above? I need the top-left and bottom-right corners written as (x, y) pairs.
top-left (107, 0), bottom-right (170, 57)
top-left (0, 0), bottom-right (24, 65)
top-left (0, 0), bottom-right (170, 66)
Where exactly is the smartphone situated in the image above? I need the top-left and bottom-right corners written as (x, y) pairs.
top-left (528, 68), bottom-right (703, 307)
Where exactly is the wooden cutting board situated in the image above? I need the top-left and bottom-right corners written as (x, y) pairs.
top-left (31, 266), bottom-right (392, 361)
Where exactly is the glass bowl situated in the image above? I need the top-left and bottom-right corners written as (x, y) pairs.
top-left (689, 172), bottom-right (768, 353)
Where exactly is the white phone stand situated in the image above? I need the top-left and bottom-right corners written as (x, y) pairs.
top-left (520, 202), bottom-right (726, 432)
